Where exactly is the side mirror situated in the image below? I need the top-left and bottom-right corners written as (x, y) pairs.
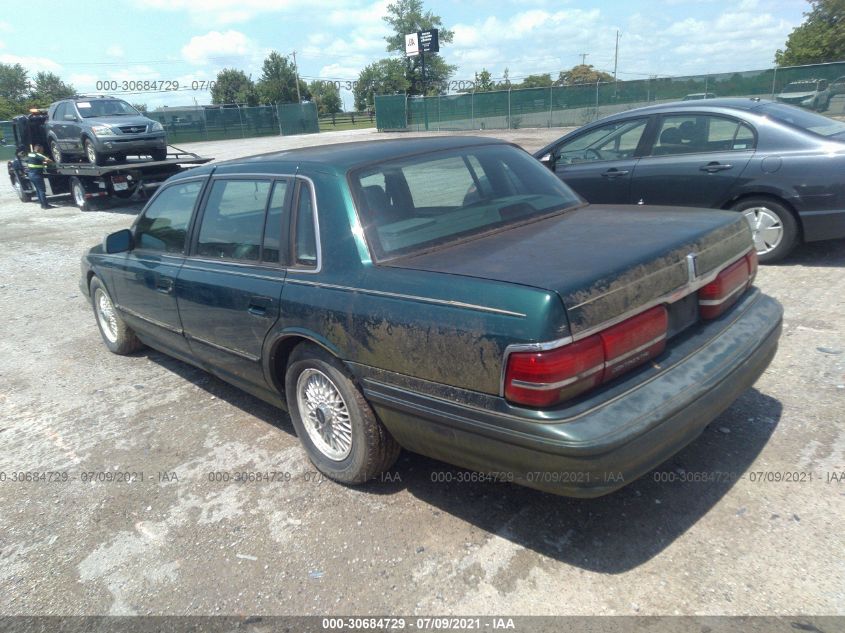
top-left (64, 114), bottom-right (77, 121)
top-left (104, 229), bottom-right (133, 254)
top-left (539, 152), bottom-right (556, 170)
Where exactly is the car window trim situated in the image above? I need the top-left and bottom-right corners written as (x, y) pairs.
top-left (183, 173), bottom-right (322, 274)
top-left (288, 179), bottom-right (321, 272)
top-left (190, 174), bottom-right (275, 266)
top-left (131, 175), bottom-right (210, 257)
top-left (260, 178), bottom-right (293, 266)
top-left (642, 112), bottom-right (758, 159)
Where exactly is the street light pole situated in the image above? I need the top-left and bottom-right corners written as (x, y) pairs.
top-left (292, 50), bottom-right (302, 103)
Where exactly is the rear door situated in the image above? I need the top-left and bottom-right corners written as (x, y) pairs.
top-left (106, 177), bottom-right (206, 357)
top-left (547, 117), bottom-right (651, 204)
top-left (630, 113), bottom-right (756, 208)
top-left (177, 177), bottom-right (290, 390)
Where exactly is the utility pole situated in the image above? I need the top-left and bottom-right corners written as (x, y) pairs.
top-left (613, 30), bottom-right (620, 98)
top-left (579, 53), bottom-right (589, 66)
top-left (292, 50), bottom-right (302, 103)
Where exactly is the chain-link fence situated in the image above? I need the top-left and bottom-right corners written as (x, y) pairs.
top-left (377, 60), bottom-right (845, 132)
top-left (147, 102), bottom-right (319, 143)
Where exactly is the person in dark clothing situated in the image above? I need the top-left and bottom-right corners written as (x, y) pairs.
top-left (26, 144), bottom-right (55, 209)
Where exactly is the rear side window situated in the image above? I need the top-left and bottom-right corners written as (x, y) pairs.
top-left (197, 179), bottom-right (271, 261)
top-left (292, 182), bottom-right (318, 268)
top-left (135, 180), bottom-right (203, 253)
top-left (652, 115), bottom-right (755, 155)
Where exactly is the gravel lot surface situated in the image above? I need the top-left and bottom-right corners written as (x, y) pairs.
top-left (0, 127), bottom-right (843, 617)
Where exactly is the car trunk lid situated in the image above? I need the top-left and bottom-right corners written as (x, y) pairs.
top-left (388, 205), bottom-right (752, 336)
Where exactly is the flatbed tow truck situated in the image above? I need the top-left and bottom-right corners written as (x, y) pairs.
top-left (6, 110), bottom-right (212, 210)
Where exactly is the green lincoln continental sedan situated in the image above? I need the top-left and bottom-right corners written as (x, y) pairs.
top-left (80, 137), bottom-right (783, 497)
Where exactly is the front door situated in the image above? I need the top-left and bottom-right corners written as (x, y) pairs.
top-left (630, 113), bottom-right (755, 207)
top-left (106, 178), bottom-right (206, 357)
top-left (177, 177), bottom-right (290, 390)
top-left (549, 117), bottom-right (650, 204)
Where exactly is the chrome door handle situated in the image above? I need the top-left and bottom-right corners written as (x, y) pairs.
top-left (700, 162), bottom-right (733, 172)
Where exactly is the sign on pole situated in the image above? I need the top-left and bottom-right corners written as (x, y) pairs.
top-left (419, 29), bottom-right (439, 54)
top-left (405, 29), bottom-right (439, 56)
top-left (405, 32), bottom-right (419, 57)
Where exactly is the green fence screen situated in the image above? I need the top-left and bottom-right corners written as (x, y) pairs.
top-left (377, 60), bottom-right (845, 132)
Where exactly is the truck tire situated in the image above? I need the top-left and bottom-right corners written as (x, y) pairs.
top-left (12, 174), bottom-right (32, 202)
top-left (151, 148), bottom-right (167, 161)
top-left (71, 177), bottom-right (94, 211)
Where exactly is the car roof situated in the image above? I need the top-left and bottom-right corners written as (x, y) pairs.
top-left (174, 136), bottom-right (512, 179)
top-left (600, 97), bottom-right (769, 118)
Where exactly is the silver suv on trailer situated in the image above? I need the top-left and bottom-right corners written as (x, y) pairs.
top-left (45, 96), bottom-right (167, 165)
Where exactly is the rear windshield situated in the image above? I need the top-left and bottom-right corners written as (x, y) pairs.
top-left (75, 99), bottom-right (139, 118)
top-left (350, 144), bottom-right (582, 260)
top-left (754, 102), bottom-right (845, 138)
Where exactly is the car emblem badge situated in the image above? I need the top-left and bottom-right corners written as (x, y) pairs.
top-left (686, 253), bottom-right (699, 283)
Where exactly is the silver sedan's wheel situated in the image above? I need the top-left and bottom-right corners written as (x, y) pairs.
top-left (731, 197), bottom-right (798, 263)
top-left (296, 368), bottom-right (353, 461)
top-left (94, 288), bottom-right (119, 344)
top-left (743, 206), bottom-right (784, 255)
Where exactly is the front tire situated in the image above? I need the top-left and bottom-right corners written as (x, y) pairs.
top-left (285, 344), bottom-right (400, 484)
top-left (84, 138), bottom-right (106, 166)
top-left (731, 197), bottom-right (799, 263)
top-left (12, 174), bottom-right (32, 202)
top-left (90, 277), bottom-right (143, 355)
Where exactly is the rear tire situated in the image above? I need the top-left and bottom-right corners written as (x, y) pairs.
top-left (151, 148), bottom-right (167, 161)
top-left (71, 176), bottom-right (93, 211)
top-left (90, 277), bottom-right (143, 355)
top-left (285, 344), bottom-right (400, 484)
top-left (50, 140), bottom-right (64, 164)
top-left (731, 197), bottom-right (799, 263)
top-left (114, 152), bottom-right (128, 162)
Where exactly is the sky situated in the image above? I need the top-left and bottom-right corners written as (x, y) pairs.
top-left (0, 0), bottom-right (807, 111)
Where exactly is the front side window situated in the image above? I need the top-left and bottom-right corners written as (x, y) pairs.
top-left (555, 119), bottom-right (648, 164)
top-left (351, 144), bottom-right (581, 260)
top-left (135, 180), bottom-right (203, 253)
top-left (196, 179), bottom-right (271, 261)
top-left (52, 102), bottom-right (67, 120)
top-left (651, 115), bottom-right (755, 156)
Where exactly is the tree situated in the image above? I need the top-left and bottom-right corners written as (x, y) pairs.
top-left (0, 63), bottom-right (29, 104)
top-left (775, 0), bottom-right (845, 65)
top-left (131, 103), bottom-right (148, 114)
top-left (211, 68), bottom-right (258, 106)
top-left (354, 58), bottom-right (411, 110)
top-left (475, 69), bottom-right (494, 92)
top-left (556, 64), bottom-right (614, 86)
top-left (256, 51), bottom-right (310, 105)
top-left (383, 0), bottom-right (456, 96)
top-left (519, 73), bottom-right (552, 89)
top-left (29, 72), bottom-right (75, 108)
top-left (308, 81), bottom-right (342, 115)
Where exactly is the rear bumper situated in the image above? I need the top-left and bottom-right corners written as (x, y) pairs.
top-left (360, 290), bottom-right (782, 497)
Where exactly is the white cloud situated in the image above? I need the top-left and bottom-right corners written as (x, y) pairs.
top-left (106, 45), bottom-right (125, 58)
top-left (0, 54), bottom-right (61, 73)
top-left (181, 30), bottom-right (260, 66)
top-left (138, 0), bottom-right (340, 26)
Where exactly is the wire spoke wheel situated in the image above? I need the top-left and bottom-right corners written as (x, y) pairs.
top-left (296, 368), bottom-right (353, 461)
top-left (743, 206), bottom-right (784, 255)
top-left (94, 288), bottom-right (119, 343)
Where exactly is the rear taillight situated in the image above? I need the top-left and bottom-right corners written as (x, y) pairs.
top-left (504, 305), bottom-right (668, 408)
top-left (698, 251), bottom-right (755, 319)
